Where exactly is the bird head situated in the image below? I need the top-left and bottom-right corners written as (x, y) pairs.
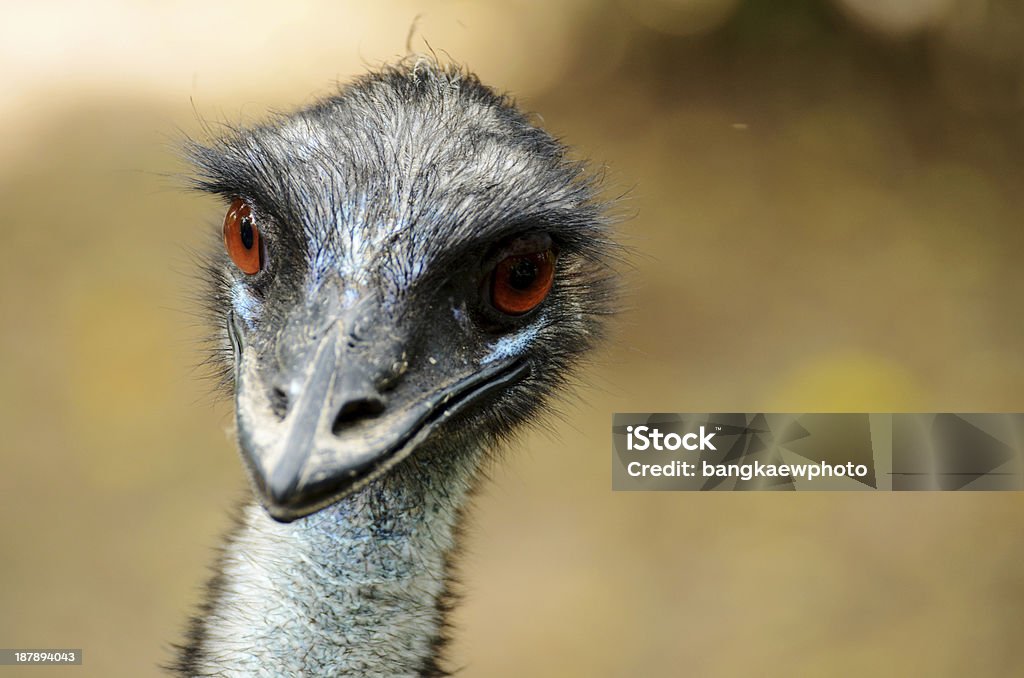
top-left (190, 60), bottom-right (617, 522)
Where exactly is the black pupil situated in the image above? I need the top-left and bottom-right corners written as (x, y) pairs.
top-left (240, 217), bottom-right (254, 250)
top-left (507, 257), bottom-right (539, 291)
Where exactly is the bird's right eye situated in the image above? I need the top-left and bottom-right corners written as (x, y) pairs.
top-left (223, 198), bottom-right (262, 275)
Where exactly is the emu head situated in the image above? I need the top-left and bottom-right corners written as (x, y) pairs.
top-left (191, 61), bottom-right (616, 522)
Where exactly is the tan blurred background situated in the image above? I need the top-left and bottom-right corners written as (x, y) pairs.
top-left (2, 1), bottom-right (1024, 676)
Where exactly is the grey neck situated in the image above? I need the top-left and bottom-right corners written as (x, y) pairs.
top-left (182, 451), bottom-right (478, 677)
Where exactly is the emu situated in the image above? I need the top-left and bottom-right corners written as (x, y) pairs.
top-left (172, 58), bottom-right (616, 677)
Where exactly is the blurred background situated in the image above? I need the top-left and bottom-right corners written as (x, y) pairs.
top-left (2, 1), bottom-right (1024, 676)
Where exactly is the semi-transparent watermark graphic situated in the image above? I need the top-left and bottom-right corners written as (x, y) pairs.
top-left (612, 414), bottom-right (1024, 491)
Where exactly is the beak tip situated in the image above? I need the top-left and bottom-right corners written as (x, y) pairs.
top-left (265, 473), bottom-right (299, 508)
top-left (253, 458), bottom-right (364, 523)
top-left (264, 503), bottom-right (304, 524)
top-left (239, 449), bottom-right (306, 522)
top-left (261, 463), bottom-right (315, 519)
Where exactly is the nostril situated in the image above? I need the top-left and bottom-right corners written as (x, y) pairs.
top-left (269, 386), bottom-right (289, 421)
top-left (331, 395), bottom-right (385, 434)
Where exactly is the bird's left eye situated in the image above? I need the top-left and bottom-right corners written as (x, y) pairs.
top-left (489, 239), bottom-right (556, 316)
top-left (223, 198), bottom-right (262, 275)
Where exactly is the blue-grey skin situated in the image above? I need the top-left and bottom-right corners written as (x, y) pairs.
top-left (172, 58), bottom-right (617, 677)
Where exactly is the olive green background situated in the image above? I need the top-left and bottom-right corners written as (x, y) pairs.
top-left (2, 1), bottom-right (1024, 676)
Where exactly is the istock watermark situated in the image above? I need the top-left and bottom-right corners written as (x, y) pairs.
top-left (612, 413), bottom-right (1024, 491)
top-left (625, 425), bottom-right (717, 451)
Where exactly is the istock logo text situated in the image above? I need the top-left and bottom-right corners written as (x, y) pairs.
top-left (626, 425), bottom-right (717, 451)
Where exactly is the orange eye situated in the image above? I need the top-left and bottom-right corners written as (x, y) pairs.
top-left (491, 248), bottom-right (556, 315)
top-left (223, 198), bottom-right (262, 275)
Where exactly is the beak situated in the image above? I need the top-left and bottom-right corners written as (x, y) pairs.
top-left (228, 312), bottom-right (526, 523)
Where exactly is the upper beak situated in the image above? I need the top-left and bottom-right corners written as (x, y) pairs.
top-left (228, 313), bottom-right (526, 522)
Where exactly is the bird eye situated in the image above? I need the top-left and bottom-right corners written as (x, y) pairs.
top-left (223, 198), bottom-right (262, 275)
top-left (490, 240), bottom-right (556, 316)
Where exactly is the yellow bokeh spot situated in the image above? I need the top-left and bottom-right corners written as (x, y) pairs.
top-left (767, 351), bottom-right (925, 411)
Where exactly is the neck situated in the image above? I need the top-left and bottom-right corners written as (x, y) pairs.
top-left (176, 448), bottom-right (480, 677)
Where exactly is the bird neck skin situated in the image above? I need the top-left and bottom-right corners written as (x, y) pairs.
top-left (184, 447), bottom-right (480, 677)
